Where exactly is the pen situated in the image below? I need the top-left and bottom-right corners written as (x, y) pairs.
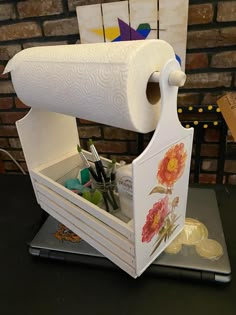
top-left (88, 139), bottom-right (107, 182)
top-left (110, 158), bottom-right (116, 181)
top-left (87, 140), bottom-right (118, 212)
top-left (109, 159), bottom-right (119, 210)
top-left (77, 145), bottom-right (99, 182)
top-left (104, 158), bottom-right (118, 210)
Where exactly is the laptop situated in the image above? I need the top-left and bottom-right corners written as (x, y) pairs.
top-left (29, 188), bottom-right (231, 283)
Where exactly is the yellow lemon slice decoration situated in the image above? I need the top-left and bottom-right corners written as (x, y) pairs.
top-left (165, 238), bottom-right (182, 254)
top-left (195, 239), bottom-right (223, 260)
top-left (177, 218), bottom-right (208, 246)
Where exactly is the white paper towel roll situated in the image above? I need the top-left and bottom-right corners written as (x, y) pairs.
top-left (4, 40), bottom-right (175, 133)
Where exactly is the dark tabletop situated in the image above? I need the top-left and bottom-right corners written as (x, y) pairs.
top-left (0, 174), bottom-right (235, 315)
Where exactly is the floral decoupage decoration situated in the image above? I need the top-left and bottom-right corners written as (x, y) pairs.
top-left (150, 142), bottom-right (187, 194)
top-left (54, 223), bottom-right (81, 243)
top-left (141, 143), bottom-right (187, 257)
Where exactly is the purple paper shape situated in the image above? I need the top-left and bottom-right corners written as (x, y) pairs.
top-left (114, 19), bottom-right (148, 42)
top-left (118, 18), bottom-right (131, 41)
top-left (131, 28), bottom-right (146, 40)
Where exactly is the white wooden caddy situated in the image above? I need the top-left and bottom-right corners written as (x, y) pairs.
top-left (7, 41), bottom-right (193, 278)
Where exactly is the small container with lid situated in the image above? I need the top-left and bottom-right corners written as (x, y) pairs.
top-left (116, 164), bottom-right (133, 219)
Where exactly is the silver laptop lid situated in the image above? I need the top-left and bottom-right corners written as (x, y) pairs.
top-left (156, 188), bottom-right (231, 276)
top-left (30, 188), bottom-right (231, 277)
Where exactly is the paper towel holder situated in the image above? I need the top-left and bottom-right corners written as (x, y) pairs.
top-left (147, 69), bottom-right (186, 105)
top-left (149, 70), bottom-right (186, 87)
top-left (11, 45), bottom-right (193, 279)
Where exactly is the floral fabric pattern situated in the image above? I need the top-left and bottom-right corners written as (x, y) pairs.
top-left (142, 142), bottom-right (188, 256)
top-left (157, 143), bottom-right (187, 188)
top-left (142, 196), bottom-right (168, 243)
top-left (54, 223), bottom-right (81, 243)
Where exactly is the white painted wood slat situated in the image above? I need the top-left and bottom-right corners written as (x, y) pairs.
top-left (35, 182), bottom-right (135, 256)
top-left (129, 0), bottom-right (158, 39)
top-left (159, 0), bottom-right (188, 69)
top-left (76, 4), bottom-right (104, 44)
top-left (39, 201), bottom-right (137, 277)
top-left (102, 1), bottom-right (130, 42)
top-left (31, 170), bottom-right (134, 240)
top-left (37, 192), bottom-right (135, 267)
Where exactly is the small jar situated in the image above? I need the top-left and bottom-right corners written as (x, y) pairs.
top-left (92, 179), bottom-right (119, 213)
top-left (116, 164), bottom-right (133, 219)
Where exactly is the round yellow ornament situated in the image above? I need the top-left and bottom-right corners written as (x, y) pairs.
top-left (177, 218), bottom-right (208, 246)
top-left (165, 238), bottom-right (182, 254)
top-left (195, 239), bottom-right (223, 260)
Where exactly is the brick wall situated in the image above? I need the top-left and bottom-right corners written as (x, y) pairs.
top-left (0, 0), bottom-right (236, 184)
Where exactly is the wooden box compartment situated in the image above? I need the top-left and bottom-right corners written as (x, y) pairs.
top-left (31, 151), bottom-right (137, 277)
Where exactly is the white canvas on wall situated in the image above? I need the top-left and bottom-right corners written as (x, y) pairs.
top-left (76, 0), bottom-right (189, 70)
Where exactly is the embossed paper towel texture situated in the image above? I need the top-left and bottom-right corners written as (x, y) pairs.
top-left (4, 40), bottom-right (174, 133)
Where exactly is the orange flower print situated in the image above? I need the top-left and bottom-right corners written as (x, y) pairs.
top-left (157, 143), bottom-right (187, 188)
top-left (142, 196), bottom-right (168, 243)
top-left (54, 224), bottom-right (81, 243)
